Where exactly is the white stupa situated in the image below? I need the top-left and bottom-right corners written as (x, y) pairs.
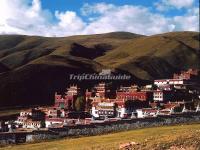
top-left (196, 103), bottom-right (200, 112)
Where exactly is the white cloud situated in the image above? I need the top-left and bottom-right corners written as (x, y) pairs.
top-left (81, 3), bottom-right (199, 35)
top-left (81, 4), bottom-right (172, 35)
top-left (54, 11), bottom-right (86, 35)
top-left (173, 7), bottom-right (199, 31)
top-left (81, 3), bottom-right (115, 16)
top-left (155, 0), bottom-right (195, 11)
top-left (0, 0), bottom-right (199, 37)
top-left (168, 0), bottom-right (194, 8)
top-left (0, 0), bottom-right (53, 35)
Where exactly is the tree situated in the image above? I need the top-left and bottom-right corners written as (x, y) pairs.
top-left (75, 96), bottom-right (85, 111)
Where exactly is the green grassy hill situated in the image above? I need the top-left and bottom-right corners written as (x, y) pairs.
top-left (0, 31), bottom-right (199, 107)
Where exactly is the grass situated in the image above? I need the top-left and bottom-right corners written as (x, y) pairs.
top-left (1, 123), bottom-right (200, 150)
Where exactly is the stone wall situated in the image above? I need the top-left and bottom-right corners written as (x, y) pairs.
top-left (1, 113), bottom-right (200, 145)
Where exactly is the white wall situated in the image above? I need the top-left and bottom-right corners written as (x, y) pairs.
top-left (23, 123), bottom-right (41, 129)
top-left (91, 107), bottom-right (99, 118)
top-left (136, 109), bottom-right (144, 118)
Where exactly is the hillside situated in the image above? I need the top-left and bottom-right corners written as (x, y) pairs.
top-left (96, 31), bottom-right (200, 80)
top-left (0, 31), bottom-right (199, 107)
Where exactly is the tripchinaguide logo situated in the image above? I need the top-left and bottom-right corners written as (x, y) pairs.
top-left (69, 69), bottom-right (131, 81)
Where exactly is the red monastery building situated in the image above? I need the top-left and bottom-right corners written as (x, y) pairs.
top-left (116, 91), bottom-right (153, 101)
top-left (94, 82), bottom-right (111, 98)
top-left (155, 69), bottom-right (199, 87)
top-left (116, 85), bottom-right (153, 102)
top-left (85, 82), bottom-right (115, 104)
top-left (173, 69), bottom-right (199, 80)
top-left (54, 85), bottom-right (80, 110)
top-left (153, 90), bottom-right (175, 102)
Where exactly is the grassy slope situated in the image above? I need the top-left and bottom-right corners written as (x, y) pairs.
top-left (1, 123), bottom-right (200, 150)
top-left (0, 32), bottom-right (139, 70)
top-left (0, 31), bottom-right (199, 107)
top-left (96, 31), bottom-right (200, 80)
top-left (0, 32), bottom-right (142, 107)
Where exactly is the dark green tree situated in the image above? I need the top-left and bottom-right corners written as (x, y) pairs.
top-left (75, 96), bottom-right (85, 111)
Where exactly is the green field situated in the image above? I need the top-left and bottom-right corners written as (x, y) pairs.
top-left (1, 123), bottom-right (200, 150)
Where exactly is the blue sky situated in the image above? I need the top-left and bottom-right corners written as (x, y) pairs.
top-left (0, 0), bottom-right (199, 36)
top-left (41, 0), bottom-right (198, 17)
top-left (41, 0), bottom-right (156, 13)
